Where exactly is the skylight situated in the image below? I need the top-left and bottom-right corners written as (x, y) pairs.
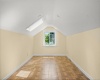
top-left (26, 18), bottom-right (43, 31)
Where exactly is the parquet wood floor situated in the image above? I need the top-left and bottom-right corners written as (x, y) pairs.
top-left (7, 56), bottom-right (89, 80)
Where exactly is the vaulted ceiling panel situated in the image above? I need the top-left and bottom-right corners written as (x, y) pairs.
top-left (0, 0), bottom-right (55, 35)
top-left (0, 0), bottom-right (100, 36)
top-left (53, 0), bottom-right (100, 35)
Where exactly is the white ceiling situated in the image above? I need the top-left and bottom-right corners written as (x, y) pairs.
top-left (0, 0), bottom-right (100, 36)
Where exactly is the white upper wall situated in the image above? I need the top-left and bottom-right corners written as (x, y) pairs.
top-left (53, 0), bottom-right (100, 35)
top-left (0, 0), bottom-right (55, 36)
top-left (0, 0), bottom-right (100, 36)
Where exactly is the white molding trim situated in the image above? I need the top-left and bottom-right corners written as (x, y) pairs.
top-left (66, 55), bottom-right (93, 80)
top-left (43, 31), bottom-right (56, 46)
top-left (3, 54), bottom-right (92, 80)
top-left (33, 53), bottom-right (66, 56)
top-left (2, 53), bottom-right (66, 80)
top-left (2, 55), bottom-right (33, 80)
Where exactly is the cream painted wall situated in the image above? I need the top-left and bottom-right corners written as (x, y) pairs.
top-left (33, 27), bottom-right (66, 55)
top-left (0, 29), bottom-right (34, 79)
top-left (1, 26), bottom-right (99, 79)
top-left (0, 30), bottom-right (1, 79)
top-left (66, 28), bottom-right (100, 79)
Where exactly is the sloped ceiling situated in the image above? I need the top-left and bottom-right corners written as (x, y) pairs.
top-left (0, 0), bottom-right (100, 36)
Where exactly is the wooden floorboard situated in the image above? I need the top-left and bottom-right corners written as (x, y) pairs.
top-left (7, 56), bottom-right (89, 80)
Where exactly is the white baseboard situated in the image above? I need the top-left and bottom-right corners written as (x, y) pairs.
top-left (2, 55), bottom-right (33, 80)
top-left (66, 55), bottom-right (93, 80)
top-left (3, 54), bottom-right (92, 80)
top-left (2, 53), bottom-right (66, 80)
top-left (33, 53), bottom-right (66, 56)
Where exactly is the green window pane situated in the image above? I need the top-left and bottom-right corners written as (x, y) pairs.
top-left (44, 32), bottom-right (55, 46)
top-left (45, 32), bottom-right (49, 45)
top-left (49, 32), bottom-right (55, 45)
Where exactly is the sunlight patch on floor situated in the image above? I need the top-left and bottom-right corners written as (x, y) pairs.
top-left (16, 70), bottom-right (31, 78)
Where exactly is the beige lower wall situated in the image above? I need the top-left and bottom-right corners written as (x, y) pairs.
top-left (1, 26), bottom-right (100, 79)
top-left (0, 36), bottom-right (1, 79)
top-left (0, 29), bottom-right (34, 79)
top-left (33, 27), bottom-right (66, 55)
top-left (67, 28), bottom-right (100, 79)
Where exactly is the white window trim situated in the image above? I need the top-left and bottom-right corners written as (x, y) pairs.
top-left (43, 31), bottom-right (56, 46)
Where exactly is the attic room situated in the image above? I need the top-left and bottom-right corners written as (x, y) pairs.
top-left (0, 0), bottom-right (100, 80)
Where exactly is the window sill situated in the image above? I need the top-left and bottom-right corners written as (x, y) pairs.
top-left (43, 45), bottom-right (56, 47)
